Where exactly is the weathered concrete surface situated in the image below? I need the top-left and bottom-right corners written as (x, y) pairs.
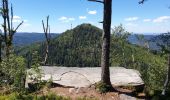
top-left (27, 66), bottom-right (144, 88)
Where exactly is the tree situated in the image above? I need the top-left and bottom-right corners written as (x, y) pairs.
top-left (88, 0), bottom-right (113, 90)
top-left (112, 24), bottom-right (131, 68)
top-left (150, 33), bottom-right (170, 95)
top-left (1, 0), bottom-right (23, 57)
top-left (42, 16), bottom-right (51, 65)
top-left (153, 33), bottom-right (170, 95)
top-left (135, 34), bottom-right (144, 46)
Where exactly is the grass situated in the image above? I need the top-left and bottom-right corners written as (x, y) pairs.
top-left (0, 92), bottom-right (99, 100)
top-left (0, 92), bottom-right (71, 100)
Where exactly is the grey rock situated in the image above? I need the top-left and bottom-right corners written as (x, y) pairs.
top-left (119, 94), bottom-right (145, 100)
top-left (26, 66), bottom-right (144, 88)
top-left (119, 94), bottom-right (137, 100)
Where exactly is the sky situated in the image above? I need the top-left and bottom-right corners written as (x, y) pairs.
top-left (1, 0), bottom-right (170, 34)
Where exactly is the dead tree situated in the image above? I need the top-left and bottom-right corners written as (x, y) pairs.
top-left (88, 0), bottom-right (113, 89)
top-left (42, 16), bottom-right (50, 65)
top-left (1, 0), bottom-right (23, 57)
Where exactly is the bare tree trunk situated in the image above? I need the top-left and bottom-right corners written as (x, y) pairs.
top-left (2, 0), bottom-right (23, 57)
top-left (162, 54), bottom-right (170, 95)
top-left (101, 0), bottom-right (112, 86)
top-left (42, 16), bottom-right (50, 65)
top-left (0, 41), bottom-right (2, 62)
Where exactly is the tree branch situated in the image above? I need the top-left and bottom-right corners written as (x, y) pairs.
top-left (139, 0), bottom-right (147, 4)
top-left (42, 20), bottom-right (46, 33)
top-left (88, 0), bottom-right (104, 4)
top-left (13, 21), bottom-right (23, 34)
top-left (10, 4), bottom-right (13, 31)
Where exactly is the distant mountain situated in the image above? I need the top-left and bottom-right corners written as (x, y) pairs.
top-left (13, 32), bottom-right (59, 46)
top-left (13, 32), bottom-right (159, 50)
top-left (128, 34), bottom-right (159, 50)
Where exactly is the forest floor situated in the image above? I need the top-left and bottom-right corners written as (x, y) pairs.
top-left (40, 84), bottom-right (146, 100)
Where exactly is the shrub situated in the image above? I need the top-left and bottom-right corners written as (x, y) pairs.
top-left (0, 54), bottom-right (26, 92)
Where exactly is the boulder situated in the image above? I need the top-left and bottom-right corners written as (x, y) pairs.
top-left (26, 66), bottom-right (144, 88)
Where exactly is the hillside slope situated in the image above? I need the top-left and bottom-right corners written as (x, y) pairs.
top-left (13, 33), bottom-right (58, 46)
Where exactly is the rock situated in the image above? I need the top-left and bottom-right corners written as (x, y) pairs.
top-left (69, 88), bottom-right (76, 94)
top-left (27, 66), bottom-right (144, 88)
top-left (119, 94), bottom-right (145, 100)
top-left (119, 94), bottom-right (137, 100)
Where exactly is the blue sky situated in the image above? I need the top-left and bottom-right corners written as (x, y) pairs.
top-left (2, 0), bottom-right (170, 34)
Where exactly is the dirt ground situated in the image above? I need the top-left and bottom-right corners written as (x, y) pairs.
top-left (42, 85), bottom-right (146, 100)
top-left (50, 86), bottom-right (119, 100)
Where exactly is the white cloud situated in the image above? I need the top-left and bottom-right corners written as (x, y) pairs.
top-left (68, 18), bottom-right (75, 21)
top-left (12, 15), bottom-right (22, 23)
top-left (24, 20), bottom-right (28, 22)
top-left (58, 16), bottom-right (67, 20)
top-left (58, 16), bottom-right (75, 23)
top-left (13, 15), bottom-right (21, 19)
top-left (126, 23), bottom-right (138, 26)
top-left (143, 19), bottom-right (151, 22)
top-left (153, 16), bottom-right (170, 23)
top-left (79, 16), bottom-right (87, 20)
top-left (88, 10), bottom-right (97, 15)
top-left (125, 17), bottom-right (139, 21)
top-left (13, 19), bottom-right (22, 23)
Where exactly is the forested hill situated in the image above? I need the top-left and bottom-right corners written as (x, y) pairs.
top-left (41, 24), bottom-right (103, 67)
top-left (16, 24), bottom-right (165, 68)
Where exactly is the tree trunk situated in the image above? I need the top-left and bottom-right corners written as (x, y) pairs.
top-left (101, 0), bottom-right (112, 86)
top-left (42, 16), bottom-right (50, 65)
top-left (0, 41), bottom-right (2, 62)
top-left (162, 54), bottom-right (170, 95)
top-left (44, 41), bottom-right (49, 65)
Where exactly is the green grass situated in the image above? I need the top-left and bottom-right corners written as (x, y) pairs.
top-left (0, 92), bottom-right (71, 100)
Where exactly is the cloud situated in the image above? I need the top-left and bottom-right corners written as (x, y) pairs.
top-left (125, 17), bottom-right (139, 21)
top-left (13, 15), bottom-right (22, 23)
top-left (88, 10), bottom-right (97, 15)
top-left (126, 23), bottom-right (138, 26)
top-left (58, 16), bottom-right (75, 23)
top-left (153, 16), bottom-right (170, 23)
top-left (58, 16), bottom-right (67, 20)
top-left (13, 19), bottom-right (22, 23)
top-left (79, 16), bottom-right (87, 20)
top-left (68, 18), bottom-right (75, 21)
top-left (24, 20), bottom-right (28, 22)
top-left (143, 19), bottom-right (151, 22)
top-left (13, 15), bottom-right (21, 19)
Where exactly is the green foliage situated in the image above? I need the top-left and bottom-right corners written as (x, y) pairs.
top-left (0, 92), bottom-right (71, 100)
top-left (0, 54), bottom-right (26, 92)
top-left (17, 24), bottom-right (102, 67)
top-left (95, 82), bottom-right (112, 93)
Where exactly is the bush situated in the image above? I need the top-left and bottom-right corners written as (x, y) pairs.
top-left (0, 54), bottom-right (26, 92)
top-left (95, 81), bottom-right (112, 93)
